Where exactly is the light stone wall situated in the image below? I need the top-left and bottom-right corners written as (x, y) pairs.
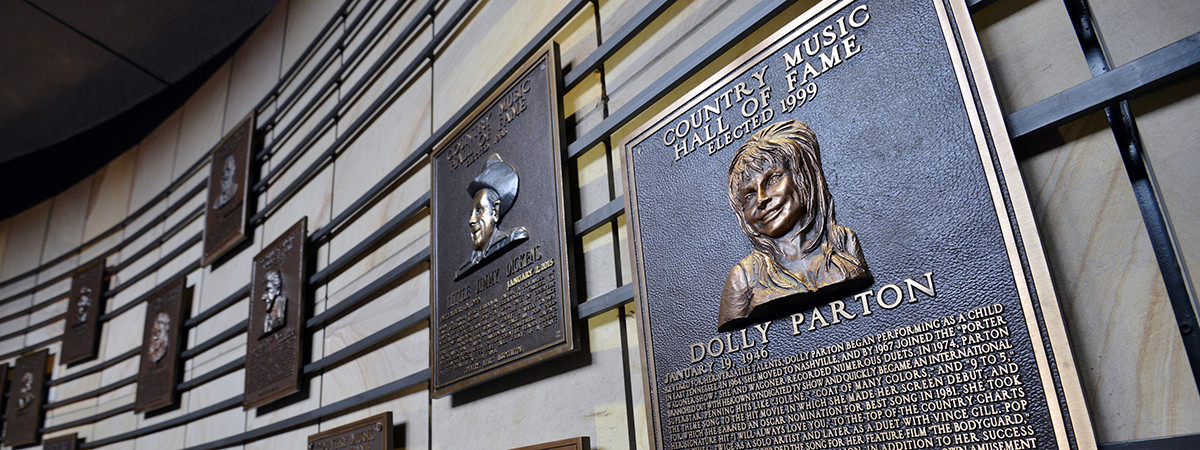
top-left (0, 0), bottom-right (1196, 448)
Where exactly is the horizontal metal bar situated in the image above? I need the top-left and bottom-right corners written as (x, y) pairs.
top-left (304, 306), bottom-right (429, 375)
top-left (0, 332), bottom-right (61, 361)
top-left (185, 284), bottom-right (250, 328)
top-left (178, 356), bottom-right (245, 392)
top-left (48, 348), bottom-right (140, 386)
top-left (183, 369), bottom-right (429, 450)
top-left (1008, 32), bottom-right (1200, 139)
top-left (309, 192), bottom-right (430, 286)
top-left (79, 396), bottom-right (244, 448)
top-left (109, 204), bottom-right (204, 274)
top-left (103, 233), bottom-right (201, 299)
top-left (44, 374), bottom-right (136, 410)
top-left (307, 247), bottom-right (430, 329)
top-left (0, 312), bottom-right (64, 342)
top-left (1099, 433), bottom-right (1200, 449)
top-left (41, 403), bottom-right (135, 434)
top-left (564, 0), bottom-right (675, 90)
top-left (965, 0), bottom-right (999, 13)
top-left (574, 196), bottom-right (624, 236)
top-left (0, 294), bottom-right (67, 335)
top-left (181, 319), bottom-right (249, 359)
top-left (253, 0), bottom-right (361, 119)
top-left (101, 258), bottom-right (199, 322)
top-left (579, 283), bottom-right (634, 319)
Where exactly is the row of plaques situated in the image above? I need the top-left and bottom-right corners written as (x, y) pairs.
top-left (37, 0), bottom-right (1095, 448)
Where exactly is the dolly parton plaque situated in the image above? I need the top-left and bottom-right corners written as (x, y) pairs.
top-left (621, 0), bottom-right (1095, 448)
top-left (135, 278), bottom-right (189, 413)
top-left (307, 412), bottom-right (393, 450)
top-left (4, 350), bottom-right (48, 447)
top-left (62, 260), bottom-right (105, 365)
top-left (43, 433), bottom-right (78, 450)
top-left (203, 113), bottom-right (256, 266)
top-left (431, 43), bottom-right (577, 396)
top-left (244, 218), bottom-right (307, 409)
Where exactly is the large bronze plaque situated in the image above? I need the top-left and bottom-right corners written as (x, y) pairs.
top-left (42, 433), bottom-right (78, 450)
top-left (135, 278), bottom-right (189, 413)
top-left (4, 350), bottom-right (48, 447)
top-left (307, 412), bottom-right (393, 450)
top-left (621, 1), bottom-right (1095, 448)
top-left (430, 43), bottom-right (577, 396)
top-left (244, 218), bottom-right (307, 409)
top-left (62, 260), bottom-right (105, 365)
top-left (511, 437), bottom-right (589, 450)
top-left (203, 113), bottom-right (256, 266)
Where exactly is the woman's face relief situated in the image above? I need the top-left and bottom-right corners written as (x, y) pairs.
top-left (736, 160), bottom-right (805, 239)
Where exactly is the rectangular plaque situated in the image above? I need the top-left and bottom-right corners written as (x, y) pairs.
top-left (430, 43), bottom-right (577, 397)
top-left (307, 412), bottom-right (393, 450)
top-left (62, 260), bottom-right (105, 365)
top-left (135, 278), bottom-right (189, 413)
top-left (244, 217), bottom-right (307, 409)
top-left (511, 437), bottom-right (589, 450)
top-left (4, 350), bottom-right (48, 447)
top-left (42, 433), bottom-right (78, 450)
top-left (621, 1), bottom-right (1095, 449)
top-left (202, 113), bottom-right (256, 266)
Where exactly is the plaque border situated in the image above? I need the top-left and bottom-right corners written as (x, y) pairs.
top-left (306, 411), bottom-right (393, 449)
top-left (429, 42), bottom-right (578, 397)
top-left (618, 0), bottom-right (1097, 448)
top-left (61, 259), bottom-right (105, 366)
top-left (134, 278), bottom-right (189, 413)
top-left (510, 436), bottom-right (590, 450)
top-left (42, 432), bottom-right (79, 450)
top-left (243, 217), bottom-right (308, 410)
top-left (4, 349), bottom-right (49, 447)
top-left (202, 113), bottom-right (257, 267)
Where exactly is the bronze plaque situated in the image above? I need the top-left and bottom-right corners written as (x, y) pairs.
top-left (42, 433), bottom-right (78, 450)
top-left (202, 113), bottom-right (256, 266)
top-left (431, 43), bottom-right (577, 397)
top-left (511, 437), bottom-right (589, 450)
top-left (244, 218), bottom-right (307, 409)
top-left (4, 350), bottom-right (48, 447)
top-left (621, 0), bottom-right (1095, 448)
top-left (307, 412), bottom-right (393, 450)
top-left (62, 260), bottom-right (105, 365)
top-left (135, 278), bottom-right (189, 413)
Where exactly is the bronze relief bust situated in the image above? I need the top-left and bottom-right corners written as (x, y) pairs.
top-left (719, 120), bottom-right (869, 331)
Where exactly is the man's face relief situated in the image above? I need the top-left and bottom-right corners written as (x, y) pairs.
top-left (737, 161), bottom-right (804, 238)
top-left (469, 189), bottom-right (500, 252)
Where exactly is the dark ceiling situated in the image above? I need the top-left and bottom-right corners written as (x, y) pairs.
top-left (0, 0), bottom-right (279, 218)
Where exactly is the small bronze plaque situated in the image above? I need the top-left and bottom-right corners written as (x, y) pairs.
top-left (4, 349), bottom-right (48, 447)
top-left (431, 43), bottom-right (577, 397)
top-left (622, 0), bottom-right (1094, 448)
top-left (135, 278), bottom-right (189, 413)
top-left (202, 113), bottom-right (256, 266)
top-left (62, 260), bottom-right (105, 365)
top-left (307, 412), bottom-right (392, 450)
top-left (511, 437), bottom-right (589, 450)
top-left (244, 218), bottom-right (307, 409)
top-left (42, 433), bottom-right (78, 450)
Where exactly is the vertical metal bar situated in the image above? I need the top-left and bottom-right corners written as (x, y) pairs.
top-left (1062, 0), bottom-right (1200, 390)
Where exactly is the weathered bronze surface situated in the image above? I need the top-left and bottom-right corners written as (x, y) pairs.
top-left (510, 437), bottom-right (589, 450)
top-left (62, 260), bottom-right (105, 365)
top-left (42, 433), bottom-right (78, 450)
top-left (4, 349), bottom-right (48, 447)
top-left (620, 0), bottom-right (1094, 448)
top-left (203, 113), bottom-right (256, 266)
top-left (720, 120), bottom-right (869, 331)
top-left (135, 278), bottom-right (189, 413)
top-left (307, 412), bottom-right (392, 450)
top-left (431, 43), bottom-right (577, 397)
top-left (244, 218), bottom-right (307, 409)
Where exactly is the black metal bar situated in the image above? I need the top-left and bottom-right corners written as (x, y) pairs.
top-left (253, 0), bottom-right (361, 119)
top-left (0, 333), bottom-right (61, 360)
top-left (0, 312), bottom-right (64, 342)
top-left (579, 283), bottom-right (634, 319)
top-left (563, 0), bottom-right (675, 90)
top-left (303, 306), bottom-right (429, 375)
top-left (101, 258), bottom-right (199, 322)
top-left (567, 0), bottom-right (790, 158)
top-left (182, 369), bottom-right (429, 450)
top-left (965, 0), bottom-right (1000, 13)
top-left (573, 196), bottom-right (624, 236)
top-left (103, 234), bottom-right (201, 299)
top-left (178, 356), bottom-right (246, 392)
top-left (44, 374), bottom-right (137, 410)
top-left (309, 192), bottom-right (429, 286)
top-left (1007, 33), bottom-right (1200, 139)
top-left (306, 247), bottom-right (430, 329)
top-left (109, 205), bottom-right (204, 274)
top-left (48, 348), bottom-right (140, 386)
top-left (78, 396), bottom-right (244, 448)
top-left (1099, 433), bottom-right (1200, 449)
top-left (181, 319), bottom-right (249, 359)
top-left (185, 284), bottom-right (251, 328)
top-left (41, 403), bottom-right (136, 434)
top-left (0, 292), bottom-right (67, 330)
top-left (1062, 0), bottom-right (1200, 392)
